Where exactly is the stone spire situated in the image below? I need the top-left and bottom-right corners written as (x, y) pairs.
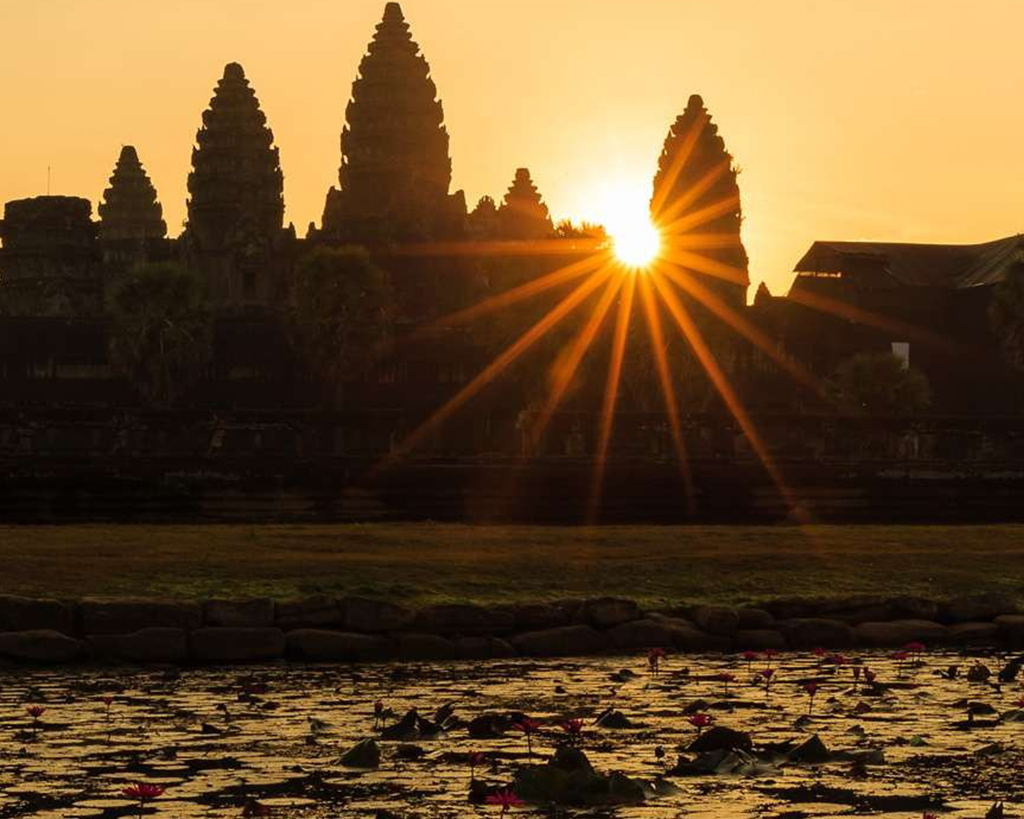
top-left (651, 94), bottom-right (749, 305)
top-left (98, 146), bottom-right (167, 242)
top-left (497, 168), bottom-right (553, 240)
top-left (322, 3), bottom-right (462, 242)
top-left (187, 62), bottom-right (284, 251)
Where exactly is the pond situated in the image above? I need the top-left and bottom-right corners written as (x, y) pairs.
top-left (0, 649), bottom-right (1020, 818)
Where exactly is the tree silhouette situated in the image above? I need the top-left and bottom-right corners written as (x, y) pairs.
top-left (290, 247), bottom-right (394, 404)
top-left (824, 352), bottom-right (931, 416)
top-left (106, 262), bottom-right (212, 407)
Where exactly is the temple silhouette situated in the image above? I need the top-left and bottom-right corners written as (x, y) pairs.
top-left (1, 2), bottom-right (1023, 522)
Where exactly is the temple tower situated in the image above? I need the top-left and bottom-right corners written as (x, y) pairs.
top-left (651, 94), bottom-right (749, 306)
top-left (497, 168), bottom-right (553, 240)
top-left (98, 146), bottom-right (167, 242)
top-left (322, 2), bottom-right (464, 243)
top-left (187, 62), bottom-right (285, 308)
top-left (0, 196), bottom-right (101, 315)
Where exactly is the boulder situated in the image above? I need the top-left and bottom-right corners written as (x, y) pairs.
top-left (888, 596), bottom-right (940, 621)
top-left (189, 627), bottom-right (286, 662)
top-left (781, 618), bottom-right (853, 649)
top-left (607, 619), bottom-right (677, 649)
top-left (733, 629), bottom-right (786, 650)
top-left (79, 598), bottom-right (201, 635)
top-left (341, 597), bottom-right (415, 633)
top-left (454, 636), bottom-right (517, 660)
top-left (0, 595), bottom-right (74, 633)
top-left (413, 604), bottom-right (514, 636)
top-left (0, 629), bottom-right (85, 662)
top-left (765, 597), bottom-right (818, 620)
top-left (88, 627), bottom-right (188, 663)
top-left (581, 598), bottom-right (640, 629)
top-left (507, 603), bottom-right (569, 632)
top-left (274, 596), bottom-right (342, 629)
top-left (940, 593), bottom-right (1019, 624)
top-left (511, 625), bottom-right (609, 657)
top-left (820, 596), bottom-right (893, 625)
top-left (995, 615), bottom-right (1024, 648)
top-left (203, 599), bottom-right (275, 628)
top-left (286, 629), bottom-right (391, 662)
top-left (948, 621), bottom-right (1002, 645)
top-left (736, 608), bottom-right (775, 630)
top-left (853, 620), bottom-right (948, 648)
top-left (691, 606), bottom-right (739, 635)
top-left (395, 632), bottom-right (459, 661)
top-left (651, 616), bottom-right (732, 651)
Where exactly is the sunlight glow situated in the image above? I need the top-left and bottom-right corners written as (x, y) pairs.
top-left (582, 176), bottom-right (663, 269)
top-left (611, 217), bottom-right (662, 269)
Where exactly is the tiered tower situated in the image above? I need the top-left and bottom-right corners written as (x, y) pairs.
top-left (651, 94), bottom-right (749, 306)
top-left (187, 62), bottom-right (285, 307)
top-left (322, 2), bottom-right (464, 243)
top-left (497, 168), bottom-right (553, 240)
top-left (98, 146), bottom-right (167, 242)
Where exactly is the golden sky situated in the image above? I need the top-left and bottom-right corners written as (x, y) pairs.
top-left (2, 0), bottom-right (1023, 295)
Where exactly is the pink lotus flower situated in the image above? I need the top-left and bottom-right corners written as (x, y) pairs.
top-left (561, 718), bottom-right (584, 735)
top-left (26, 706), bottom-right (45, 719)
top-left (485, 789), bottom-right (524, 815)
top-left (812, 646), bottom-right (826, 657)
top-left (468, 751), bottom-right (485, 780)
top-left (741, 650), bottom-right (759, 665)
top-left (513, 717), bottom-right (542, 755)
top-left (717, 671), bottom-right (735, 693)
top-left (803, 681), bottom-right (819, 713)
top-left (648, 647), bottom-right (666, 673)
top-left (904, 641), bottom-right (926, 654)
top-left (122, 783), bottom-right (164, 817)
top-left (688, 713), bottom-right (713, 734)
top-left (102, 695), bottom-right (113, 707)
top-left (863, 668), bottom-right (877, 684)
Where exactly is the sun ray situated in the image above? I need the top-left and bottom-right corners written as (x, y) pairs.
top-left (650, 111), bottom-right (708, 218)
top-left (659, 262), bottom-right (823, 396)
top-left (660, 193), bottom-right (742, 239)
top-left (638, 274), bottom-right (695, 514)
top-left (649, 267), bottom-right (804, 519)
top-left (387, 264), bottom-right (616, 458)
top-left (659, 247), bottom-right (749, 286)
top-left (588, 271), bottom-right (637, 522)
top-left (391, 238), bottom-right (605, 258)
top-left (529, 272), bottom-right (624, 450)
top-left (655, 159), bottom-right (731, 228)
top-left (784, 286), bottom-right (966, 357)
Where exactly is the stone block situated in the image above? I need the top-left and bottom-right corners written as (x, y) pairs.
top-left (88, 627), bottom-right (188, 663)
top-left (510, 625), bottom-right (609, 657)
top-left (691, 605), bottom-right (740, 635)
top-left (203, 599), bottom-right (275, 628)
top-left (275, 597), bottom-right (342, 629)
top-left (189, 627), bottom-right (285, 662)
top-left (0, 595), bottom-right (74, 633)
top-left (286, 629), bottom-right (391, 662)
top-left (581, 598), bottom-right (640, 629)
top-left (852, 620), bottom-right (948, 648)
top-left (79, 598), bottom-right (201, 635)
top-left (781, 618), bottom-right (854, 649)
top-left (341, 597), bottom-right (415, 633)
top-left (0, 629), bottom-right (85, 662)
top-left (395, 632), bottom-right (460, 661)
top-left (413, 604), bottom-right (514, 636)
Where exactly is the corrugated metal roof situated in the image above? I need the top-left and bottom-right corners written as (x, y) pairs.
top-left (793, 235), bottom-right (1024, 289)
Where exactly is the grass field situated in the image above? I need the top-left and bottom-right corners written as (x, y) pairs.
top-left (0, 523), bottom-right (1022, 608)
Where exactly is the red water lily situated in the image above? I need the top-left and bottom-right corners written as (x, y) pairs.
top-left (688, 713), bottom-right (713, 734)
top-left (485, 789), bottom-right (524, 816)
top-left (122, 783), bottom-right (164, 818)
top-left (717, 671), bottom-right (735, 693)
top-left (648, 647), bottom-right (666, 674)
top-left (803, 681), bottom-right (819, 713)
top-left (513, 717), bottom-right (542, 755)
top-left (741, 650), bottom-right (759, 667)
top-left (561, 718), bottom-right (584, 744)
top-left (904, 641), bottom-right (926, 655)
top-left (26, 705), bottom-right (45, 719)
top-left (863, 667), bottom-right (877, 684)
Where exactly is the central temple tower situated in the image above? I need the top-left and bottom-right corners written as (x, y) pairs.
top-left (322, 3), bottom-right (465, 243)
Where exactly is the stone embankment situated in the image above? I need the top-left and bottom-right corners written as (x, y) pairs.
top-left (0, 593), bottom-right (1022, 665)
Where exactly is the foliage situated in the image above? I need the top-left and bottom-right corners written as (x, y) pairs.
top-left (290, 246), bottom-right (394, 403)
top-left (106, 262), bottom-right (212, 407)
top-left (989, 261), bottom-right (1024, 372)
top-left (824, 351), bottom-right (931, 416)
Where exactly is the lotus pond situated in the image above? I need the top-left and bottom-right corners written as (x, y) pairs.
top-left (0, 649), bottom-right (1021, 818)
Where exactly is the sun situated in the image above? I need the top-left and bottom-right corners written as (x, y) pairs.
top-left (610, 216), bottom-right (662, 269)
top-left (577, 175), bottom-right (663, 270)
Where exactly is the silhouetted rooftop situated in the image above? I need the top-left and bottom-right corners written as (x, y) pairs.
top-left (794, 235), bottom-right (1024, 289)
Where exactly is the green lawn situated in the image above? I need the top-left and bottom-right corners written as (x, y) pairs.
top-left (0, 523), bottom-right (1021, 608)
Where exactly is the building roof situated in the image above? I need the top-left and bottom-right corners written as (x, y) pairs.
top-left (793, 234), bottom-right (1024, 289)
